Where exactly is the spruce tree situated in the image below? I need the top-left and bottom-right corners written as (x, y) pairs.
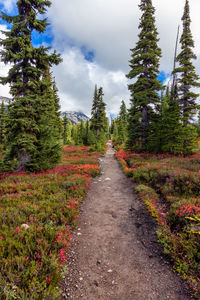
top-left (173, 0), bottom-right (200, 125)
top-left (90, 84), bottom-right (98, 134)
top-left (118, 100), bottom-right (128, 143)
top-left (0, 0), bottom-right (62, 171)
top-left (160, 86), bottom-right (185, 154)
top-left (110, 119), bottom-right (115, 135)
top-left (76, 121), bottom-right (85, 145)
top-left (84, 120), bottom-right (90, 145)
top-left (65, 119), bottom-right (72, 145)
top-left (90, 85), bottom-right (106, 138)
top-left (63, 114), bottom-right (68, 145)
top-left (126, 0), bottom-right (162, 150)
top-left (113, 120), bottom-right (119, 143)
top-left (0, 101), bottom-right (7, 146)
top-left (31, 68), bottom-right (62, 171)
top-left (96, 87), bottom-right (106, 137)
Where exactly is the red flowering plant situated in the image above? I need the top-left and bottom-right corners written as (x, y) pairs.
top-left (115, 147), bottom-right (200, 294)
top-left (0, 145), bottom-right (103, 299)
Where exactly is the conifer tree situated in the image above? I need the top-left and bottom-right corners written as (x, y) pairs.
top-left (0, 0), bottom-right (62, 171)
top-left (63, 114), bottom-right (68, 145)
top-left (52, 76), bottom-right (63, 138)
top-left (90, 85), bottom-right (106, 138)
top-left (160, 86), bottom-right (185, 154)
top-left (173, 0), bottom-right (200, 125)
top-left (84, 120), bottom-right (90, 145)
top-left (126, 0), bottom-right (162, 150)
top-left (113, 120), bottom-right (118, 143)
top-left (117, 100), bottom-right (128, 143)
top-left (0, 101), bottom-right (7, 146)
top-left (90, 84), bottom-right (98, 134)
top-left (110, 119), bottom-right (115, 135)
top-left (76, 121), bottom-right (85, 145)
top-left (96, 87), bottom-right (106, 137)
top-left (105, 117), bottom-right (110, 139)
top-left (71, 124), bottom-right (77, 144)
top-left (63, 117), bottom-right (72, 145)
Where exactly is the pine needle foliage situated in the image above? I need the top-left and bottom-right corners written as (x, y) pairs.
top-left (0, 0), bottom-right (62, 171)
top-left (90, 85), bottom-right (107, 138)
top-left (0, 101), bottom-right (7, 146)
top-left (126, 0), bottom-right (162, 150)
top-left (173, 0), bottom-right (200, 125)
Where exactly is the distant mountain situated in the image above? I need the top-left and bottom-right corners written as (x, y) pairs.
top-left (61, 111), bottom-right (89, 124)
top-left (0, 97), bottom-right (90, 125)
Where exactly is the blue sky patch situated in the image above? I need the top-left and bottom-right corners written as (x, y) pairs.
top-left (81, 46), bottom-right (95, 62)
top-left (157, 71), bottom-right (170, 85)
top-left (0, 3), bottom-right (53, 47)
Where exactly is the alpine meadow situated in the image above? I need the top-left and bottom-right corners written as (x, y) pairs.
top-left (0, 0), bottom-right (200, 299)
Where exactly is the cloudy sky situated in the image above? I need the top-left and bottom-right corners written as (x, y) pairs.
top-left (0, 0), bottom-right (200, 117)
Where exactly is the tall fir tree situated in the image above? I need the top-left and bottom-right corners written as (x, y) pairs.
top-left (90, 84), bottom-right (98, 134)
top-left (63, 114), bottom-right (68, 145)
top-left (173, 0), bottom-right (200, 125)
top-left (117, 100), bottom-right (128, 143)
top-left (159, 85), bottom-right (184, 154)
top-left (126, 0), bottom-right (162, 150)
top-left (0, 0), bottom-right (62, 171)
top-left (96, 87), bottom-right (106, 137)
top-left (63, 117), bottom-right (72, 145)
top-left (90, 85), bottom-right (106, 138)
top-left (0, 101), bottom-right (7, 146)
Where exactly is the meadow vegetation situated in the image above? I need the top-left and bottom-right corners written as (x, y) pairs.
top-left (0, 146), bottom-right (101, 299)
top-left (115, 145), bottom-right (200, 296)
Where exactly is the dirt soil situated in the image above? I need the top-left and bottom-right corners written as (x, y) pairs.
top-left (60, 142), bottom-right (193, 300)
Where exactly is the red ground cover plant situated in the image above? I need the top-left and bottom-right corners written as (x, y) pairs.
top-left (115, 148), bottom-right (200, 296)
top-left (0, 146), bottom-right (101, 299)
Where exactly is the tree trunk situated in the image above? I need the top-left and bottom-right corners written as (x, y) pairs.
top-left (16, 151), bottom-right (31, 171)
top-left (142, 106), bottom-right (148, 148)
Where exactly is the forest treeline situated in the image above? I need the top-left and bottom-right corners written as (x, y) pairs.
top-left (0, 0), bottom-right (200, 173)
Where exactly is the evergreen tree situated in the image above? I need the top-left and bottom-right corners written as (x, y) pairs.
top-left (113, 120), bottom-right (119, 143)
top-left (105, 117), bottom-right (110, 139)
top-left (0, 0), bottom-right (62, 171)
top-left (71, 124), bottom-right (77, 144)
top-left (173, 0), bottom-right (200, 125)
top-left (90, 84), bottom-right (98, 134)
top-left (66, 119), bottom-right (72, 145)
top-left (96, 87), bottom-right (106, 137)
top-left (126, 0), bottom-right (162, 150)
top-left (63, 116), bottom-right (72, 145)
top-left (0, 101), bottom-right (7, 146)
top-left (110, 119), bottom-right (115, 135)
top-left (160, 86), bottom-right (185, 154)
top-left (63, 114), bottom-right (68, 145)
top-left (84, 120), bottom-right (90, 145)
top-left (52, 76), bottom-right (63, 139)
top-left (147, 86), bottom-right (169, 153)
top-left (30, 68), bottom-right (62, 171)
top-left (76, 121), bottom-right (85, 145)
top-left (90, 85), bottom-right (106, 138)
top-left (117, 100), bottom-right (128, 143)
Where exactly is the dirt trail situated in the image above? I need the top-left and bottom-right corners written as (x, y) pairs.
top-left (61, 142), bottom-right (192, 300)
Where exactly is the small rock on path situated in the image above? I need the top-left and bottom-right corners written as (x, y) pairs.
top-left (60, 141), bottom-right (192, 300)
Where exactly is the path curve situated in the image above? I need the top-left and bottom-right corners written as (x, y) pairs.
top-left (61, 142), bottom-right (192, 300)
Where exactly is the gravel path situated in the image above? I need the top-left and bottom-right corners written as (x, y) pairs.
top-left (60, 142), bottom-right (192, 300)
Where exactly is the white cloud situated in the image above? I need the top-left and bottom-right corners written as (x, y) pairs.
top-left (0, 0), bottom-right (16, 12)
top-left (0, 25), bottom-right (11, 98)
top-left (53, 47), bottom-right (129, 117)
top-left (1, 0), bottom-right (200, 116)
top-left (48, 0), bottom-right (200, 116)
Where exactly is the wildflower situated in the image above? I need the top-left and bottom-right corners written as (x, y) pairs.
top-left (45, 277), bottom-right (51, 284)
